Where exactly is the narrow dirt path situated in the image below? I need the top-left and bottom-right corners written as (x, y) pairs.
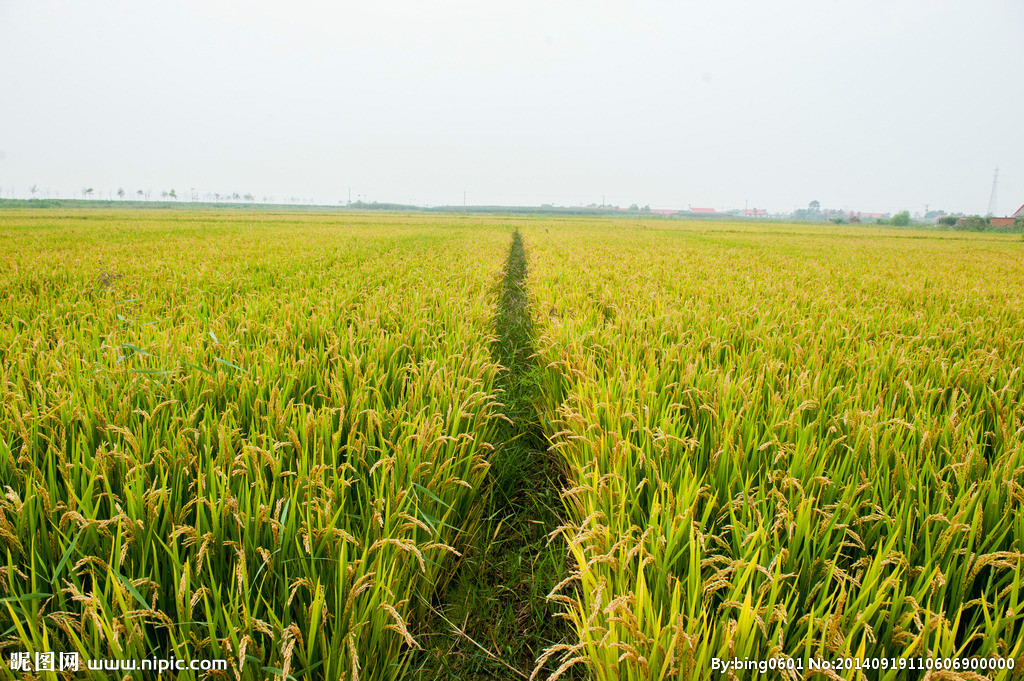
top-left (413, 229), bottom-right (576, 680)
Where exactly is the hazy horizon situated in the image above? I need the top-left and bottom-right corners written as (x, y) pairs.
top-left (2, 0), bottom-right (1022, 216)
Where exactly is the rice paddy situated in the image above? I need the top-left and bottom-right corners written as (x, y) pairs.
top-left (2, 209), bottom-right (1024, 680)
top-left (1, 210), bottom-right (509, 679)
top-left (529, 221), bottom-right (1024, 679)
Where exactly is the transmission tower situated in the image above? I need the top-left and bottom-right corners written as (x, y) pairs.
top-left (987, 167), bottom-right (999, 216)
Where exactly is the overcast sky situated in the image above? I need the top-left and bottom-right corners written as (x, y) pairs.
top-left (2, 0), bottom-right (1022, 214)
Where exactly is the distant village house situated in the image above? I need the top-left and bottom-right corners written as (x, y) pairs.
top-left (990, 202), bottom-right (1024, 228)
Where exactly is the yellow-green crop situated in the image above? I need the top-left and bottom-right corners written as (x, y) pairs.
top-left (5, 210), bottom-right (1024, 681)
top-left (0, 209), bottom-right (509, 680)
top-left (529, 220), bottom-right (1024, 680)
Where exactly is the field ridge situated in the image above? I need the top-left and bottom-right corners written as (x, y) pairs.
top-left (414, 229), bottom-right (575, 680)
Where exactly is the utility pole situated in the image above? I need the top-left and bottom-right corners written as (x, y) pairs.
top-left (463, 191), bottom-right (466, 207)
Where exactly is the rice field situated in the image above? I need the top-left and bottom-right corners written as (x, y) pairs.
top-left (528, 221), bottom-right (1024, 679)
top-left (1, 210), bottom-right (511, 679)
top-left (2, 209), bottom-right (1024, 680)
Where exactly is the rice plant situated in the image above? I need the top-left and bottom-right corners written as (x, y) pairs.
top-left (528, 220), bottom-right (1024, 680)
top-left (0, 209), bottom-right (511, 680)
top-left (6, 210), bottom-right (1023, 681)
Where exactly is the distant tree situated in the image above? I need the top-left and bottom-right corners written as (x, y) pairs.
top-left (628, 203), bottom-right (639, 211)
top-left (642, 205), bottom-right (651, 212)
top-left (136, 189), bottom-right (144, 200)
top-left (244, 193), bottom-right (254, 202)
top-left (937, 216), bottom-right (958, 227)
top-left (169, 189), bottom-right (177, 200)
top-left (30, 185), bottom-right (38, 199)
top-left (809, 200), bottom-right (821, 212)
top-left (955, 216), bottom-right (988, 231)
top-left (891, 210), bottom-right (911, 226)
top-left (117, 187), bottom-right (126, 200)
top-left (84, 188), bottom-right (94, 199)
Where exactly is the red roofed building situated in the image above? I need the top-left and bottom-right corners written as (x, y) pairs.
top-left (743, 208), bottom-right (767, 217)
top-left (990, 203), bottom-right (1024, 228)
top-left (689, 207), bottom-right (717, 214)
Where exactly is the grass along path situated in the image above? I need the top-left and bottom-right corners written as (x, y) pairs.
top-left (413, 229), bottom-right (577, 680)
